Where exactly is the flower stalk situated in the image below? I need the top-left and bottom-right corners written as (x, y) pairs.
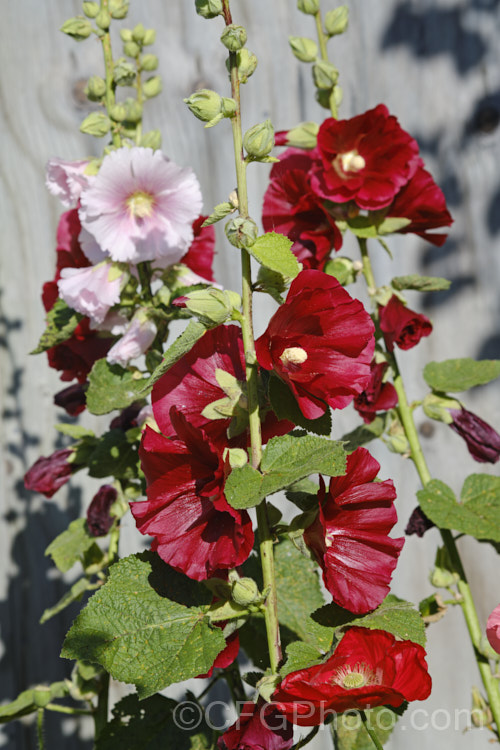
top-left (99, 0), bottom-right (121, 148)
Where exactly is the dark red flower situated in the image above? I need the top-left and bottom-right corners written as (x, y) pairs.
top-left (198, 628), bottom-right (239, 679)
top-left (218, 700), bottom-right (293, 750)
top-left (132, 408), bottom-right (254, 580)
top-left (152, 325), bottom-right (292, 445)
top-left (449, 407), bottom-right (500, 464)
top-left (386, 165), bottom-right (453, 246)
top-left (181, 215), bottom-right (216, 282)
top-left (262, 148), bottom-right (342, 270)
top-left (304, 448), bottom-right (403, 614)
top-left (405, 506), bottom-right (435, 537)
top-left (109, 402), bottom-right (144, 431)
top-left (53, 382), bottom-right (87, 416)
top-left (353, 361), bottom-right (398, 423)
top-left (24, 448), bottom-right (73, 498)
top-left (311, 105), bottom-right (420, 210)
top-left (272, 627), bottom-right (432, 725)
top-left (255, 270), bottom-right (375, 420)
top-left (379, 296), bottom-right (432, 353)
top-left (86, 484), bottom-right (117, 536)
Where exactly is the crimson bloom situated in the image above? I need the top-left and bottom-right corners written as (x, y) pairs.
top-left (272, 627), bottom-right (432, 725)
top-left (353, 361), bottom-right (398, 423)
top-left (53, 383), bottom-right (87, 416)
top-left (262, 148), bottom-right (342, 269)
top-left (198, 628), bottom-right (239, 679)
top-left (132, 408), bottom-right (254, 580)
top-left (87, 484), bottom-right (117, 537)
top-left (448, 407), bottom-right (500, 464)
top-left (218, 700), bottom-right (293, 750)
top-left (180, 215), bottom-right (216, 282)
top-left (24, 448), bottom-right (73, 498)
top-left (304, 448), bottom-right (403, 614)
top-left (379, 296), bottom-right (432, 353)
top-left (311, 105), bottom-right (420, 210)
top-left (255, 270), bottom-right (375, 420)
top-left (486, 605), bottom-right (500, 655)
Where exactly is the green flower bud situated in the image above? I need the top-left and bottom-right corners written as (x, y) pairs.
top-left (140, 129), bottom-right (162, 149)
top-left (95, 9), bottom-right (111, 30)
top-left (297, 0), bottom-right (319, 13)
top-left (141, 53), bottom-right (158, 71)
top-left (142, 29), bottom-right (156, 45)
top-left (82, 2), bottom-right (99, 19)
top-left (243, 119), bottom-right (275, 159)
top-left (184, 88), bottom-right (223, 122)
top-left (143, 75), bottom-right (162, 99)
top-left (85, 75), bottom-right (106, 101)
top-left (225, 217), bottom-right (258, 250)
top-left (80, 112), bottom-right (111, 137)
top-left (123, 40), bottom-right (140, 58)
top-left (228, 48), bottom-right (258, 84)
top-left (33, 687), bottom-right (52, 708)
top-left (221, 97), bottom-right (237, 117)
top-left (384, 416), bottom-right (410, 455)
top-left (132, 23), bottom-right (146, 42)
top-left (312, 59), bottom-right (339, 89)
top-left (231, 577), bottom-right (260, 606)
top-left (120, 28), bottom-right (133, 42)
top-left (124, 99), bottom-right (143, 123)
top-left (280, 121), bottom-right (319, 149)
top-left (323, 256), bottom-right (357, 286)
top-left (109, 103), bottom-right (127, 122)
top-left (113, 57), bottom-right (136, 86)
top-left (289, 36), bottom-right (318, 63)
top-left (195, 0), bottom-right (223, 18)
top-left (471, 687), bottom-right (493, 728)
top-left (422, 393), bottom-right (460, 424)
top-left (221, 24), bottom-right (247, 52)
top-left (179, 288), bottom-right (241, 326)
top-left (109, 0), bottom-right (129, 19)
top-left (324, 6), bottom-right (349, 37)
top-left (429, 546), bottom-right (459, 589)
top-left (60, 17), bottom-right (92, 41)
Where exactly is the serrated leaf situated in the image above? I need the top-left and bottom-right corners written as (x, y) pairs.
top-left (86, 360), bottom-right (148, 415)
top-left (249, 232), bottom-right (300, 280)
top-left (202, 201), bottom-right (236, 227)
top-left (61, 552), bottom-right (226, 698)
top-left (417, 476), bottom-right (500, 542)
top-left (285, 478), bottom-right (319, 512)
top-left (334, 706), bottom-right (399, 750)
top-left (423, 358), bottom-right (500, 393)
top-left (31, 299), bottom-right (82, 354)
top-left (340, 417), bottom-right (386, 453)
top-left (40, 577), bottom-right (95, 624)
top-left (45, 518), bottom-right (96, 573)
top-left (225, 434), bottom-right (346, 509)
top-left (268, 374), bottom-right (331, 436)
top-left (55, 424), bottom-right (95, 440)
top-left (280, 640), bottom-right (323, 678)
top-left (0, 682), bottom-right (68, 724)
top-left (391, 274), bottom-right (451, 292)
top-left (87, 429), bottom-right (140, 480)
top-left (140, 320), bottom-right (208, 392)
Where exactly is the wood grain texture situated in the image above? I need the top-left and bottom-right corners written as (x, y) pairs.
top-left (1, 1), bottom-right (499, 748)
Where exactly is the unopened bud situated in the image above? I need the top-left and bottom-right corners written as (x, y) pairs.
top-left (229, 48), bottom-right (258, 83)
top-left (85, 75), bottom-right (106, 101)
top-left (471, 686), bottom-right (492, 727)
top-left (289, 36), bottom-right (318, 63)
top-left (109, 0), bottom-right (129, 19)
top-left (422, 393), bottom-right (460, 424)
top-left (143, 75), bottom-right (162, 99)
top-left (278, 121), bottom-right (319, 149)
top-left (142, 29), bottom-right (156, 45)
top-left (82, 2), bottom-right (99, 19)
top-left (113, 58), bottom-right (136, 86)
top-left (312, 59), bottom-right (339, 89)
top-left (109, 103), bottom-right (127, 122)
top-left (221, 24), bottom-right (247, 52)
top-left (429, 546), bottom-right (459, 589)
top-left (33, 687), bottom-right (52, 708)
top-left (324, 6), bottom-right (349, 36)
top-left (385, 417), bottom-right (410, 455)
top-left (184, 89), bottom-right (223, 122)
top-left (195, 0), bottom-right (223, 18)
top-left (80, 112), bottom-right (111, 137)
top-left (244, 119), bottom-right (275, 159)
top-left (225, 217), bottom-right (258, 250)
top-left (174, 288), bottom-right (241, 326)
top-left (124, 99), bottom-right (143, 123)
top-left (123, 40), bottom-right (140, 58)
top-left (323, 256), bottom-right (357, 286)
top-left (60, 17), bottom-right (92, 41)
top-left (221, 97), bottom-right (237, 117)
top-left (140, 129), bottom-right (162, 149)
top-left (297, 0), bottom-right (320, 14)
top-left (141, 53), bottom-right (158, 71)
top-left (120, 28), bottom-right (133, 42)
top-left (231, 577), bottom-right (260, 606)
top-left (132, 23), bottom-right (146, 42)
top-left (95, 9), bottom-right (111, 30)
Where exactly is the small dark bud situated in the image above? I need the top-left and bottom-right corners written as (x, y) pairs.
top-left (87, 485), bottom-right (117, 537)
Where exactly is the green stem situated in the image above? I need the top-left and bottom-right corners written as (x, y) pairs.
top-left (137, 261), bottom-right (153, 302)
top-left (45, 703), bottom-right (93, 716)
top-left (314, 10), bottom-right (329, 61)
top-left (360, 711), bottom-right (384, 750)
top-left (99, 0), bottom-right (121, 148)
top-left (37, 709), bottom-right (45, 750)
top-left (293, 725), bottom-right (319, 749)
top-left (135, 57), bottom-right (143, 144)
top-left (93, 672), bottom-right (110, 739)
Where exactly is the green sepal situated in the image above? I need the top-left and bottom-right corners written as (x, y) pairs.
top-left (31, 299), bottom-right (83, 354)
top-left (268, 374), bottom-right (332, 436)
top-left (423, 358), bottom-right (500, 393)
top-left (40, 577), bottom-right (97, 624)
top-left (340, 416), bottom-right (386, 453)
top-left (377, 216), bottom-right (411, 234)
top-left (0, 682), bottom-right (68, 724)
top-left (248, 232), bottom-right (300, 280)
top-left (45, 518), bottom-right (96, 573)
top-left (86, 359), bottom-right (148, 415)
top-left (391, 274), bottom-right (451, 292)
top-left (202, 201), bottom-right (237, 227)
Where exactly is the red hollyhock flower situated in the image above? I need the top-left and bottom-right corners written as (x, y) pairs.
top-left (181, 215), bottom-right (216, 282)
top-left (303, 448), bottom-right (404, 614)
top-left (152, 325), bottom-right (292, 445)
top-left (448, 407), bottom-right (500, 464)
top-left (379, 296), bottom-right (432, 353)
top-left (262, 148), bottom-right (342, 270)
top-left (24, 448), bottom-right (73, 498)
top-left (218, 700), bottom-right (293, 750)
top-left (132, 407), bottom-right (254, 580)
top-left (353, 361), bottom-right (398, 423)
top-left (198, 628), bottom-right (240, 679)
top-left (385, 165), bottom-right (453, 246)
top-left (272, 627), bottom-right (432, 725)
top-left (311, 105), bottom-right (420, 210)
top-left (87, 484), bottom-right (117, 537)
top-left (255, 270), bottom-right (375, 420)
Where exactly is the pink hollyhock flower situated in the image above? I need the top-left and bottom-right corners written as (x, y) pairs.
top-left (272, 627), bottom-right (432, 725)
top-left (448, 407), bottom-right (500, 464)
top-left (379, 295), bottom-right (432, 353)
top-left (152, 325), bottom-right (293, 445)
top-left (486, 604), bottom-right (500, 654)
top-left (87, 485), bottom-right (117, 537)
top-left (46, 158), bottom-right (90, 207)
top-left (24, 448), bottom-right (73, 498)
top-left (79, 147), bottom-right (202, 264)
top-left (311, 105), bottom-right (420, 210)
top-left (304, 447), bottom-right (404, 614)
top-left (132, 407), bottom-right (254, 580)
top-left (386, 165), bottom-right (453, 246)
top-left (58, 262), bottom-right (125, 327)
top-left (106, 310), bottom-right (157, 367)
top-left (354, 361), bottom-right (398, 423)
top-left (262, 148), bottom-right (342, 270)
top-left (53, 383), bottom-right (87, 416)
top-left (179, 215), bottom-right (216, 281)
top-left (218, 700), bottom-right (293, 750)
top-left (255, 270), bottom-right (375, 420)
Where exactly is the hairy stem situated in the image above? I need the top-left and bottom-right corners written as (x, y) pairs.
top-left (45, 703), bottom-right (93, 716)
top-left (99, 0), bottom-right (121, 148)
top-left (93, 672), bottom-right (110, 739)
top-left (360, 711), bottom-right (384, 750)
top-left (36, 709), bottom-right (45, 750)
top-left (314, 10), bottom-right (329, 62)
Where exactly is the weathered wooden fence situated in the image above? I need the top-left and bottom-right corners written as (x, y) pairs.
top-left (1, 1), bottom-right (499, 747)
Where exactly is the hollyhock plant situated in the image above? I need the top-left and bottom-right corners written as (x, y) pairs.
top-left (46, 319), bottom-right (112, 383)
top-left (303, 447), bottom-right (404, 614)
top-left (379, 295), bottom-right (432, 353)
top-left (262, 148), bottom-right (342, 269)
top-left (448, 407), bottom-right (500, 463)
top-left (106, 309), bottom-right (158, 367)
top-left (24, 448), bottom-right (74, 499)
top-left (79, 147), bottom-right (202, 265)
top-left (86, 485), bottom-right (117, 537)
top-left (57, 261), bottom-right (126, 327)
top-left (353, 361), bottom-right (398, 423)
top-left (272, 627), bottom-right (432, 725)
top-left (311, 105), bottom-right (420, 210)
top-left (255, 270), bottom-right (375, 420)
top-left (45, 157), bottom-right (90, 207)
top-left (132, 407), bottom-right (254, 580)
top-left (218, 700), bottom-right (293, 750)
top-left (486, 605), bottom-right (500, 654)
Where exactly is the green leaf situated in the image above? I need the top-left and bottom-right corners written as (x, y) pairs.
top-left (40, 577), bottom-right (95, 624)
top-left (141, 320), bottom-right (208, 392)
top-left (340, 417), bottom-right (386, 453)
top-left (423, 358), bottom-right (500, 393)
top-left (0, 682), bottom-right (68, 723)
top-left (31, 299), bottom-right (82, 354)
top-left (87, 429), bottom-right (140, 480)
top-left (285, 478), bottom-right (319, 512)
top-left (268, 374), bottom-right (332, 436)
top-left (202, 201), bottom-right (236, 227)
top-left (61, 552), bottom-right (226, 699)
top-left (417, 476), bottom-right (500, 542)
top-left (225, 433), bottom-right (346, 509)
top-left (346, 216), bottom-right (378, 239)
top-left (45, 518), bottom-right (96, 573)
top-left (54, 424), bottom-right (95, 440)
top-left (96, 693), bottom-right (211, 750)
top-left (377, 216), bottom-right (411, 235)
top-left (334, 706), bottom-right (399, 750)
top-left (280, 640), bottom-right (323, 677)
top-left (391, 274), bottom-right (451, 292)
top-left (249, 232), bottom-right (300, 280)
top-left (86, 360), bottom-right (148, 415)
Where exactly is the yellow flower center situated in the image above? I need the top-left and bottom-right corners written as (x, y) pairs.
top-left (280, 346), bottom-right (308, 366)
top-left (340, 150), bottom-right (366, 173)
top-left (126, 191), bottom-right (155, 219)
top-left (333, 663), bottom-right (377, 690)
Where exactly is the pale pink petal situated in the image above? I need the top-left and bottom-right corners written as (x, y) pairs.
top-left (46, 158), bottom-right (91, 207)
top-left (106, 311), bottom-right (157, 367)
top-left (79, 226), bottom-right (108, 264)
top-left (58, 263), bottom-right (124, 326)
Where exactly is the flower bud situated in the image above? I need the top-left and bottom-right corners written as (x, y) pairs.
top-left (323, 256), bottom-right (357, 286)
top-left (142, 29), bottom-right (156, 45)
top-left (312, 59), bottom-right (339, 89)
top-left (471, 687), bottom-right (493, 728)
top-left (123, 40), bottom-right (140, 58)
top-left (120, 28), bottom-right (133, 42)
top-left (277, 121), bottom-right (319, 149)
top-left (385, 417), bottom-right (410, 455)
top-left (82, 2), bottom-right (99, 19)
top-left (95, 8), bottom-right (111, 30)
top-left (221, 97), bottom-right (237, 117)
top-left (141, 53), bottom-right (158, 71)
top-left (174, 288), bottom-right (241, 326)
top-left (243, 119), bottom-right (275, 159)
top-left (429, 546), bottom-right (459, 589)
top-left (140, 129), bottom-right (162, 149)
top-left (143, 75), bottom-right (162, 99)
top-left (33, 687), bottom-right (52, 708)
top-left (60, 17), bottom-right (93, 41)
top-left (132, 23), bottom-right (146, 42)
top-left (324, 6), bottom-right (349, 36)
top-left (297, 0), bottom-right (320, 14)
top-left (231, 577), bottom-right (260, 606)
top-left (113, 58), bottom-right (136, 86)
top-left (109, 103), bottom-right (127, 122)
top-left (109, 0), bottom-right (129, 19)
top-left (221, 24), bottom-right (247, 52)
top-left (225, 217), bottom-right (258, 249)
top-left (422, 393), bottom-right (460, 424)
top-left (184, 88), bottom-right (223, 122)
top-left (289, 36), bottom-right (318, 63)
top-left (195, 0), bottom-right (223, 18)
top-left (85, 75), bottom-right (106, 101)
top-left (80, 112), bottom-right (111, 137)
top-left (124, 99), bottom-right (143, 123)
top-left (229, 48), bottom-right (258, 83)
